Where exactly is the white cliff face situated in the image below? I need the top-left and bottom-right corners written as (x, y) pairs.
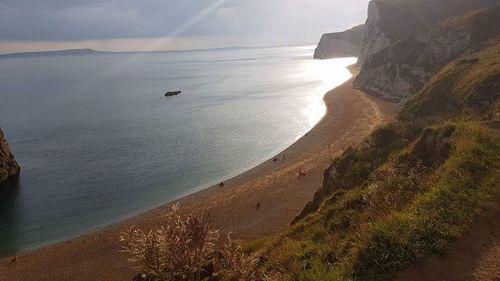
top-left (355, 34), bottom-right (472, 100)
top-left (314, 25), bottom-right (365, 59)
top-left (354, 5), bottom-right (500, 100)
top-left (355, 30), bottom-right (479, 100)
top-left (358, 0), bottom-right (500, 66)
top-left (353, 64), bottom-right (418, 101)
top-left (314, 36), bottom-right (360, 59)
top-left (358, 1), bottom-right (390, 66)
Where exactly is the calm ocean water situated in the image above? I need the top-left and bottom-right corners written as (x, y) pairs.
top-left (0, 46), bottom-right (355, 256)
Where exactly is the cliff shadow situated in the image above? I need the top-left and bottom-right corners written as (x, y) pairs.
top-left (0, 175), bottom-right (22, 257)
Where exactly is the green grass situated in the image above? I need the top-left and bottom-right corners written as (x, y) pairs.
top-left (348, 124), bottom-right (500, 280)
top-left (247, 42), bottom-right (500, 280)
top-left (252, 123), bottom-right (499, 281)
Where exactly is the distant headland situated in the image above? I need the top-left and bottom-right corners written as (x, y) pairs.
top-left (0, 46), bottom-right (253, 59)
top-left (0, 48), bottom-right (107, 59)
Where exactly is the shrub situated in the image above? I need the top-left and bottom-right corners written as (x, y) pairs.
top-left (120, 204), bottom-right (263, 281)
top-left (213, 234), bottom-right (262, 280)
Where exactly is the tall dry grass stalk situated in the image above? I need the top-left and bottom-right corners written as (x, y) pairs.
top-left (120, 204), bottom-right (264, 281)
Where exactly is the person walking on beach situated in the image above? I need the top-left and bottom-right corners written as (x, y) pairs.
top-left (298, 168), bottom-right (308, 180)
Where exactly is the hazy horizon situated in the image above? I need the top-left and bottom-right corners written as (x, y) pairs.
top-left (0, 0), bottom-right (370, 54)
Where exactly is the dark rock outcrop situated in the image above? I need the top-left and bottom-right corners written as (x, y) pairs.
top-left (314, 24), bottom-right (365, 59)
top-left (0, 129), bottom-right (20, 182)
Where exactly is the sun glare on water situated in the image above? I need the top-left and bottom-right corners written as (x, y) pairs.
top-left (299, 57), bottom-right (357, 127)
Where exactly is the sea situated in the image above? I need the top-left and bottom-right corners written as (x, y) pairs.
top-left (0, 45), bottom-right (355, 256)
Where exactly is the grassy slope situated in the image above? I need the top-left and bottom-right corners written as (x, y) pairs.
top-left (247, 43), bottom-right (500, 281)
top-left (401, 42), bottom-right (500, 122)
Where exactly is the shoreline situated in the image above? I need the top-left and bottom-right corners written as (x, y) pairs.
top-left (0, 66), bottom-right (400, 281)
top-left (0, 62), bottom-right (347, 258)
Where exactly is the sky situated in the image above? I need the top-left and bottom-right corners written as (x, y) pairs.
top-left (0, 0), bottom-right (370, 53)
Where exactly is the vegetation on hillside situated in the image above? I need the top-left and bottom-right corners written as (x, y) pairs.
top-left (122, 42), bottom-right (500, 281)
top-left (355, 4), bottom-right (500, 100)
top-left (121, 15), bottom-right (500, 281)
top-left (401, 42), bottom-right (500, 122)
top-left (245, 43), bottom-right (500, 280)
top-left (120, 204), bottom-right (264, 281)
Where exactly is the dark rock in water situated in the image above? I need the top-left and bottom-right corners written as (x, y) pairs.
top-left (0, 129), bottom-right (20, 183)
top-left (165, 90), bottom-right (182, 97)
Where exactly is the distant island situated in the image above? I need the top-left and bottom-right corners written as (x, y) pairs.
top-left (0, 46), bottom-right (253, 59)
top-left (0, 48), bottom-right (107, 59)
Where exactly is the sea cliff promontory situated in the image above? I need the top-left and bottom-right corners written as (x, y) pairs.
top-left (354, 4), bottom-right (500, 100)
top-left (0, 129), bottom-right (20, 182)
top-left (265, 1), bottom-right (500, 279)
top-left (314, 24), bottom-right (365, 59)
top-left (358, 0), bottom-right (500, 65)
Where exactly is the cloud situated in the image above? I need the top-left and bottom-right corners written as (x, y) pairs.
top-left (0, 0), bottom-right (370, 51)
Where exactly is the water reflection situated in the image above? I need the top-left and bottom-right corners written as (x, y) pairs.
top-left (0, 48), bottom-right (356, 255)
top-left (296, 57), bottom-right (356, 126)
top-left (0, 176), bottom-right (21, 256)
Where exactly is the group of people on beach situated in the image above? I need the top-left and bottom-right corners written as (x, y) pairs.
top-left (218, 149), bottom-right (316, 214)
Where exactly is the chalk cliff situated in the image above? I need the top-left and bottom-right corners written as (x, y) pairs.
top-left (252, 1), bottom-right (500, 280)
top-left (358, 0), bottom-right (500, 65)
top-left (354, 5), bottom-right (500, 100)
top-left (314, 24), bottom-right (365, 59)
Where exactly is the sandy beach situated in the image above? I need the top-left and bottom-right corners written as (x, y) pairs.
top-left (0, 68), bottom-right (400, 281)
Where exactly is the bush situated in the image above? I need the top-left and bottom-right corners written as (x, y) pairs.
top-left (120, 204), bottom-right (263, 281)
